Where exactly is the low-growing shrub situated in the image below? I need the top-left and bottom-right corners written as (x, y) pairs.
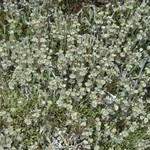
top-left (0, 0), bottom-right (150, 149)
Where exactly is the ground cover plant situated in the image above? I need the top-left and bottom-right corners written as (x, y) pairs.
top-left (0, 0), bottom-right (150, 149)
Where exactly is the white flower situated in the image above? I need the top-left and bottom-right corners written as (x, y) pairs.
top-left (112, 128), bottom-right (117, 133)
top-left (24, 118), bottom-right (32, 125)
top-left (114, 104), bottom-right (119, 111)
top-left (81, 122), bottom-right (86, 126)
top-left (71, 112), bottom-right (78, 120)
top-left (147, 46), bottom-right (150, 50)
top-left (83, 140), bottom-right (89, 145)
top-left (129, 126), bottom-right (135, 132)
top-left (69, 74), bottom-right (76, 79)
top-left (137, 34), bottom-right (142, 40)
top-left (40, 38), bottom-right (46, 42)
top-left (122, 131), bottom-right (129, 137)
top-left (94, 145), bottom-right (99, 150)
top-left (144, 118), bottom-right (148, 124)
top-left (91, 100), bottom-right (98, 108)
top-left (101, 108), bottom-right (109, 117)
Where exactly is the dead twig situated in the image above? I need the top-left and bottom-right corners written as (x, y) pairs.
top-left (128, 58), bottom-right (148, 102)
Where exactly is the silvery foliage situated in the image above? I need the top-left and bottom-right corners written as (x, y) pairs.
top-left (0, 0), bottom-right (150, 149)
